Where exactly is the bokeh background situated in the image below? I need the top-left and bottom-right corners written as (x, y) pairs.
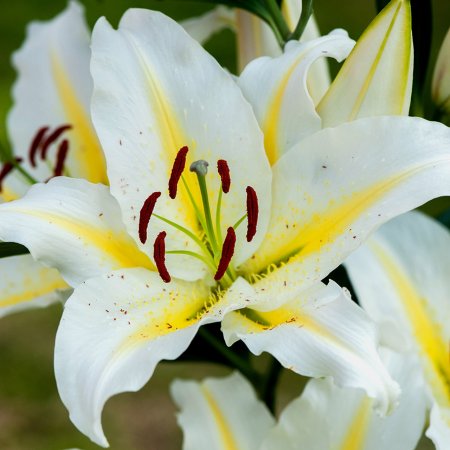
top-left (0, 1), bottom-right (449, 449)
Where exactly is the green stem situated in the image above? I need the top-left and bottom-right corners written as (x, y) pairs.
top-left (288, 0), bottom-right (313, 42)
top-left (153, 213), bottom-right (211, 259)
top-left (258, 356), bottom-right (283, 414)
top-left (10, 160), bottom-right (38, 185)
top-left (166, 249), bottom-right (216, 271)
top-left (198, 327), bottom-right (261, 383)
top-left (264, 0), bottom-right (291, 46)
top-left (233, 213), bottom-right (247, 230)
top-left (215, 189), bottom-right (224, 246)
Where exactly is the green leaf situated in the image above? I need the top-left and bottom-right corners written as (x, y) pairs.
top-left (0, 242), bottom-right (30, 258)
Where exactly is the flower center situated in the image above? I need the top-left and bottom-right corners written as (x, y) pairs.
top-left (138, 146), bottom-right (259, 286)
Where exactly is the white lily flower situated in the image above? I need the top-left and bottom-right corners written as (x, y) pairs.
top-left (345, 211), bottom-right (450, 449)
top-left (432, 28), bottom-right (450, 115)
top-left (1, 9), bottom-right (450, 446)
top-left (172, 351), bottom-right (426, 450)
top-left (181, 0), bottom-right (332, 104)
top-left (0, 1), bottom-right (106, 317)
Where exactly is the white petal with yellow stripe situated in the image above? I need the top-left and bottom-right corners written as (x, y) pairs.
top-left (239, 116), bottom-right (450, 306)
top-left (345, 211), bottom-right (450, 449)
top-left (0, 254), bottom-right (69, 318)
top-left (0, 177), bottom-right (152, 286)
top-left (7, 0), bottom-right (106, 183)
top-left (261, 349), bottom-right (427, 450)
top-left (55, 268), bottom-right (245, 447)
top-left (171, 371), bottom-right (274, 450)
top-left (222, 281), bottom-right (399, 415)
top-left (317, 0), bottom-right (413, 127)
top-left (90, 10), bottom-right (272, 281)
top-left (238, 31), bottom-right (354, 164)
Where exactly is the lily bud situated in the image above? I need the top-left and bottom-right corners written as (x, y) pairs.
top-left (432, 28), bottom-right (450, 115)
top-left (318, 0), bottom-right (413, 127)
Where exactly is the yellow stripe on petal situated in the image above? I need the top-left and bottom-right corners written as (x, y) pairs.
top-left (202, 385), bottom-right (240, 450)
top-left (126, 37), bottom-right (200, 228)
top-left (0, 187), bottom-right (20, 203)
top-left (119, 284), bottom-right (211, 350)
top-left (13, 208), bottom-right (154, 271)
top-left (347, 2), bottom-right (405, 121)
top-left (338, 397), bottom-right (372, 450)
top-left (0, 268), bottom-right (68, 308)
top-left (250, 160), bottom-right (438, 274)
top-left (369, 241), bottom-right (450, 408)
top-left (263, 54), bottom-right (307, 166)
top-left (51, 54), bottom-right (108, 184)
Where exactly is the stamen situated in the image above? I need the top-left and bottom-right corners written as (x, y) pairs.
top-left (28, 126), bottom-right (49, 167)
top-left (40, 124), bottom-right (72, 160)
top-left (168, 146), bottom-right (189, 199)
top-left (0, 158), bottom-right (23, 193)
top-left (53, 139), bottom-right (69, 177)
top-left (246, 186), bottom-right (258, 242)
top-left (139, 192), bottom-right (161, 244)
top-left (217, 160), bottom-right (231, 193)
top-left (154, 231), bottom-right (171, 283)
top-left (214, 227), bottom-right (236, 281)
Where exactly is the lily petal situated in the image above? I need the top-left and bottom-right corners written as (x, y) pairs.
top-left (171, 372), bottom-right (275, 450)
top-left (426, 404), bottom-right (450, 450)
top-left (345, 212), bottom-right (450, 420)
top-left (317, 0), bottom-right (413, 127)
top-left (235, 10), bottom-right (281, 73)
top-left (182, 6), bottom-right (235, 45)
top-left (281, 0), bottom-right (332, 103)
top-left (238, 31), bottom-right (354, 164)
top-left (0, 254), bottom-right (69, 318)
top-left (7, 0), bottom-right (106, 183)
top-left (222, 281), bottom-right (399, 414)
top-left (0, 177), bottom-right (152, 286)
top-left (261, 349), bottom-right (426, 450)
top-left (241, 117), bottom-right (450, 302)
top-left (90, 10), bottom-right (271, 279)
top-left (55, 268), bottom-right (240, 446)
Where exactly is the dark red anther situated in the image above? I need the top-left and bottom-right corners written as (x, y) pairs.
top-left (168, 146), bottom-right (189, 199)
top-left (28, 126), bottom-right (49, 167)
top-left (217, 159), bottom-right (231, 193)
top-left (0, 157), bottom-right (23, 193)
top-left (214, 227), bottom-right (236, 281)
top-left (40, 124), bottom-right (72, 160)
top-left (139, 192), bottom-right (161, 244)
top-left (154, 231), bottom-right (171, 283)
top-left (246, 186), bottom-right (258, 242)
top-left (53, 139), bottom-right (69, 177)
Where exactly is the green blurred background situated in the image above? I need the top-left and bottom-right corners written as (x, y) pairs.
top-left (0, 1), bottom-right (448, 449)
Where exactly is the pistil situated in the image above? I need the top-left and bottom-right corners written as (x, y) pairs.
top-left (190, 160), bottom-right (218, 253)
